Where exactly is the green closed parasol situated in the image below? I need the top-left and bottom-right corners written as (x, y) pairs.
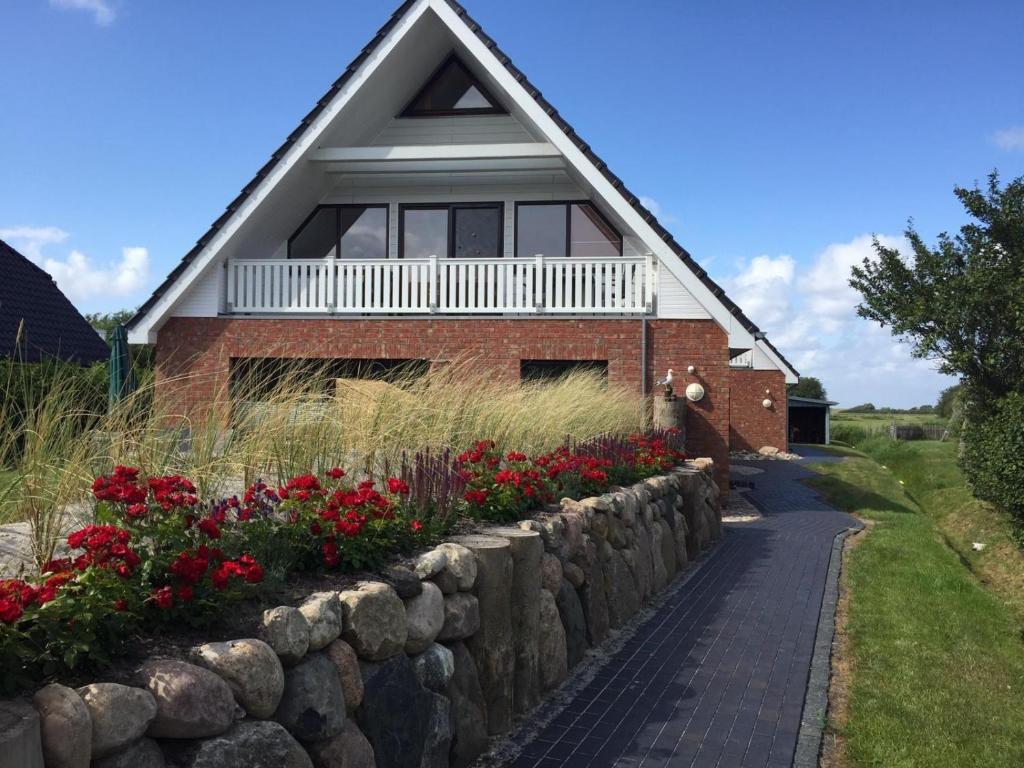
top-left (108, 324), bottom-right (137, 404)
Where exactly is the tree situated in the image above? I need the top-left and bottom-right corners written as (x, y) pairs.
top-left (844, 403), bottom-right (876, 413)
top-left (84, 309), bottom-right (136, 343)
top-left (850, 172), bottom-right (1024, 407)
top-left (787, 376), bottom-right (827, 400)
top-left (936, 383), bottom-right (963, 419)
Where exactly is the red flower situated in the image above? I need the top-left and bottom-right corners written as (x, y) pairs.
top-left (243, 563), bottom-right (264, 584)
top-left (152, 586), bottom-right (174, 610)
top-left (506, 451), bottom-right (527, 462)
top-left (322, 540), bottom-right (340, 568)
top-left (197, 518), bottom-right (221, 539)
top-left (125, 503), bottom-right (148, 519)
top-left (114, 599), bottom-right (128, 611)
top-left (326, 467), bottom-right (346, 480)
top-left (386, 477), bottom-right (410, 495)
top-left (177, 585), bottom-right (195, 603)
top-left (464, 488), bottom-right (489, 506)
top-left (410, 519), bottom-right (423, 533)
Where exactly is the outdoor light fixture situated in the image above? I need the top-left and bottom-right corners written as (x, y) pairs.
top-left (763, 398), bottom-right (773, 409)
top-left (685, 382), bottom-right (705, 402)
top-left (687, 365), bottom-right (696, 374)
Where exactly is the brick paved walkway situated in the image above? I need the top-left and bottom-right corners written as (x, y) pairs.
top-left (508, 449), bottom-right (856, 768)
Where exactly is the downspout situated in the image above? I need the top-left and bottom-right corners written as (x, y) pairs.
top-left (641, 252), bottom-right (654, 398)
top-left (640, 315), bottom-right (648, 397)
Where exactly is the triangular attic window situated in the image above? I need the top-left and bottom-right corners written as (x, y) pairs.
top-left (400, 54), bottom-right (505, 117)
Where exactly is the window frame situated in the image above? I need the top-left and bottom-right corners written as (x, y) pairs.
top-left (286, 204), bottom-right (390, 260)
top-left (399, 53), bottom-right (506, 118)
top-left (513, 201), bottom-right (623, 259)
top-left (398, 202), bottom-right (505, 259)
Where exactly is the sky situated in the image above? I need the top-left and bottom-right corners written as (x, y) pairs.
top-left (2, 0), bottom-right (1023, 408)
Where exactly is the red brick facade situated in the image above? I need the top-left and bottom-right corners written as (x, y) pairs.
top-left (728, 368), bottom-right (788, 452)
top-left (154, 317), bottom-right (737, 492)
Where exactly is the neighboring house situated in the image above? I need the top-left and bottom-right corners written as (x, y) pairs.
top-left (0, 239), bottom-right (109, 365)
top-left (126, 0), bottom-right (798, 489)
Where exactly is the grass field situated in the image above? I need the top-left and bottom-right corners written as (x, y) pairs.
top-left (806, 440), bottom-right (1024, 767)
top-left (831, 410), bottom-right (947, 434)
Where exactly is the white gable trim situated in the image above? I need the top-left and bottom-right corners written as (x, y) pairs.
top-left (127, 0), bottom-right (432, 343)
top-left (757, 339), bottom-right (799, 383)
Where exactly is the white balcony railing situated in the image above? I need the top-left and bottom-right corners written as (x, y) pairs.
top-left (226, 255), bottom-right (652, 315)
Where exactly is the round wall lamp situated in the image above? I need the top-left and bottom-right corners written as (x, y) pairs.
top-left (685, 382), bottom-right (706, 402)
top-left (762, 398), bottom-right (773, 409)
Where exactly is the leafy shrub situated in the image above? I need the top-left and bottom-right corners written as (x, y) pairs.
top-left (961, 392), bottom-right (1024, 527)
top-left (829, 424), bottom-right (870, 446)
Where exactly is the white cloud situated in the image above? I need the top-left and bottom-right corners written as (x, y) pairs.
top-left (0, 225), bottom-right (149, 307)
top-left (717, 234), bottom-right (956, 408)
top-left (639, 195), bottom-right (678, 225)
top-left (50, 0), bottom-right (115, 26)
top-left (992, 126), bottom-right (1024, 151)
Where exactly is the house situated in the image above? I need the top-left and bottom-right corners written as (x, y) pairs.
top-left (0, 238), bottom-right (110, 365)
top-left (125, 0), bottom-right (798, 491)
top-left (787, 396), bottom-right (838, 445)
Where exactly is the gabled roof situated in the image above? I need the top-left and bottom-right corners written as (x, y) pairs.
top-left (0, 239), bottom-right (110, 365)
top-left (126, 0), bottom-right (797, 379)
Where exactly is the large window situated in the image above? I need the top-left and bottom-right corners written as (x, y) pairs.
top-left (515, 202), bottom-right (622, 258)
top-left (288, 205), bottom-right (388, 260)
top-left (400, 203), bottom-right (503, 259)
top-left (400, 55), bottom-right (505, 117)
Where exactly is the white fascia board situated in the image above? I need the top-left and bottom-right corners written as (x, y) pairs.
top-left (309, 143), bottom-right (558, 162)
top-left (756, 339), bottom-right (799, 383)
top-left (126, 0), bottom-right (432, 344)
top-left (427, 0), bottom-right (751, 344)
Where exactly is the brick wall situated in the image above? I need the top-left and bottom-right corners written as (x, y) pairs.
top-left (154, 317), bottom-right (731, 492)
top-left (728, 368), bottom-right (788, 452)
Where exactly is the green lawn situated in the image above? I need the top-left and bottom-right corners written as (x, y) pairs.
top-left (807, 442), bottom-right (1024, 767)
top-left (830, 411), bottom-right (948, 441)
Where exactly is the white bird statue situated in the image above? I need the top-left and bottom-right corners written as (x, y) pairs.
top-left (656, 368), bottom-right (674, 399)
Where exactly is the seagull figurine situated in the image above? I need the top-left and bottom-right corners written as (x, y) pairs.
top-left (656, 368), bottom-right (674, 399)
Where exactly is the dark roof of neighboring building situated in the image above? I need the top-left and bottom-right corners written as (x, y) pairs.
top-left (788, 396), bottom-right (838, 407)
top-left (0, 239), bottom-right (110, 365)
top-left (126, 0), bottom-right (797, 377)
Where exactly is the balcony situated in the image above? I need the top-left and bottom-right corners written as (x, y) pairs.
top-left (226, 255), bottom-right (653, 315)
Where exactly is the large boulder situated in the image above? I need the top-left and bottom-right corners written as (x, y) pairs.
top-left (420, 693), bottom-right (452, 768)
top-left (76, 683), bottom-right (157, 759)
top-left (32, 683), bottom-right (91, 768)
top-left (358, 655), bottom-right (433, 768)
top-left (325, 639), bottom-right (364, 713)
top-left (339, 583), bottom-right (407, 661)
top-left (383, 566), bottom-right (422, 599)
top-left (555, 579), bottom-right (588, 669)
top-left (189, 639), bottom-right (284, 719)
top-left (403, 581), bottom-right (444, 654)
top-left (261, 606), bottom-right (311, 666)
top-left (538, 589), bottom-right (568, 692)
top-left (540, 552), bottom-right (563, 594)
top-left (305, 720), bottom-right (376, 768)
top-left (454, 534), bottom-right (514, 735)
top-left (138, 660), bottom-right (239, 739)
top-left (0, 700), bottom-right (43, 768)
top-left (299, 592), bottom-right (345, 651)
top-left (411, 643), bottom-right (455, 693)
top-left (445, 642), bottom-right (488, 768)
top-left (161, 720), bottom-right (312, 768)
top-left (575, 535), bottom-right (610, 646)
top-left (435, 543), bottom-right (477, 591)
top-left (93, 738), bottom-right (165, 768)
top-left (275, 654), bottom-right (346, 742)
top-left (657, 518), bottom-right (677, 585)
top-left (436, 593), bottom-right (480, 641)
top-left (413, 549), bottom-right (447, 580)
top-left (600, 540), bottom-right (639, 629)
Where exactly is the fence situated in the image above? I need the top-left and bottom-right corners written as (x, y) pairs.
top-left (889, 424), bottom-right (948, 441)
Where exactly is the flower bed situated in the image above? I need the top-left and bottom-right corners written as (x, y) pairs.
top-left (0, 429), bottom-right (683, 691)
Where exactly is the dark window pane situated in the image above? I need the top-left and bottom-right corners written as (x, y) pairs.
top-left (570, 203), bottom-right (621, 258)
top-left (405, 57), bottom-right (501, 115)
top-left (454, 206), bottom-right (501, 258)
top-left (340, 207), bottom-right (387, 260)
top-left (290, 208), bottom-right (337, 259)
top-left (402, 209), bottom-right (448, 259)
top-left (516, 204), bottom-right (566, 258)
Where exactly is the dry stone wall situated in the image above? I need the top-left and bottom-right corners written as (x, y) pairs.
top-left (2, 462), bottom-right (721, 768)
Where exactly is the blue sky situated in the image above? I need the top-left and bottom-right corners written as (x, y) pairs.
top-left (2, 0), bottom-right (1023, 407)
